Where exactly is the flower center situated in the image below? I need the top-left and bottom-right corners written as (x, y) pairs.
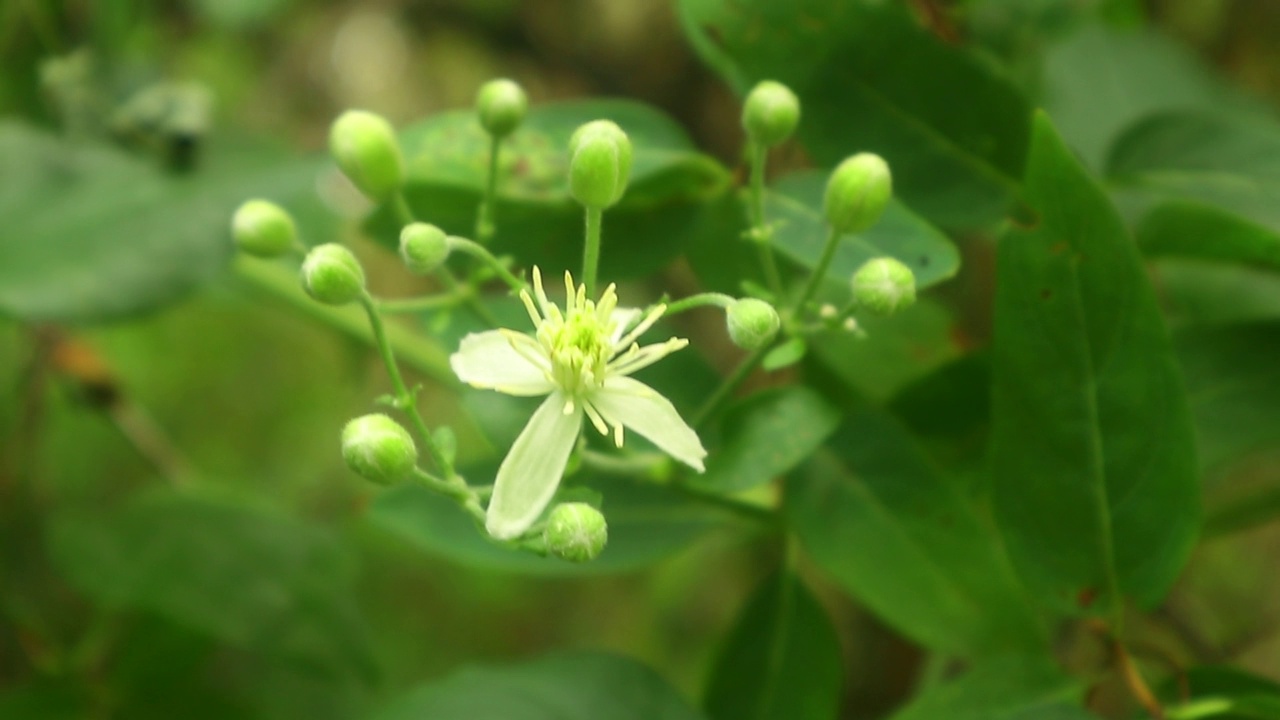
top-left (540, 305), bottom-right (614, 396)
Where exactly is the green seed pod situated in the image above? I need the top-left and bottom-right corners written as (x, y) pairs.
top-left (231, 199), bottom-right (297, 258)
top-left (476, 78), bottom-right (527, 138)
top-left (851, 257), bottom-right (916, 316)
top-left (824, 153), bottom-right (892, 234)
top-left (302, 243), bottom-right (365, 305)
top-left (726, 298), bottom-right (781, 350)
top-left (742, 80), bottom-right (800, 147)
top-left (544, 502), bottom-right (608, 562)
top-left (568, 120), bottom-right (633, 209)
top-left (328, 110), bottom-right (405, 201)
top-left (341, 414), bottom-right (418, 485)
top-left (399, 222), bottom-right (450, 275)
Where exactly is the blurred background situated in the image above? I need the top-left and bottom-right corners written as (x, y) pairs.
top-left (3, 1), bottom-right (1280, 718)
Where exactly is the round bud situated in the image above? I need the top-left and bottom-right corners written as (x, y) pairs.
top-left (742, 80), bottom-right (800, 147)
top-left (231, 199), bottom-right (296, 258)
top-left (824, 153), bottom-right (892, 234)
top-left (476, 78), bottom-right (527, 138)
top-left (544, 503), bottom-right (608, 563)
top-left (568, 120), bottom-right (633, 209)
top-left (341, 414), bottom-right (418, 485)
top-left (726, 298), bottom-right (781, 350)
top-left (399, 222), bottom-right (450, 275)
top-left (302, 243), bottom-right (365, 305)
top-left (328, 110), bottom-right (405, 201)
top-left (851, 257), bottom-right (916, 316)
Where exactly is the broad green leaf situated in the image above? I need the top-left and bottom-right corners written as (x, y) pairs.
top-left (990, 113), bottom-right (1199, 617)
top-left (0, 122), bottom-right (331, 323)
top-left (370, 651), bottom-right (706, 720)
top-left (48, 489), bottom-right (377, 685)
top-left (1043, 22), bottom-right (1244, 171)
top-left (369, 473), bottom-right (733, 575)
top-left (692, 386), bottom-right (840, 494)
top-left (809, 297), bottom-right (965, 403)
top-left (1163, 667), bottom-right (1280, 720)
top-left (374, 100), bottom-right (732, 279)
top-left (1154, 260), bottom-right (1280, 326)
top-left (887, 655), bottom-right (1084, 720)
top-left (0, 683), bottom-right (87, 720)
top-left (767, 172), bottom-right (961, 289)
top-left (703, 572), bottom-right (842, 720)
top-left (889, 353), bottom-right (992, 477)
top-left (678, 0), bottom-right (1031, 228)
top-left (786, 406), bottom-right (1047, 656)
top-left (1107, 112), bottom-right (1280, 270)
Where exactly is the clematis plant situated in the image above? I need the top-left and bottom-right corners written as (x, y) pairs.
top-left (451, 267), bottom-right (706, 539)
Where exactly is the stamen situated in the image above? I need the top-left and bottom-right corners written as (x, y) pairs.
top-left (519, 289), bottom-right (543, 329)
top-left (613, 303), bottom-right (667, 353)
top-left (613, 423), bottom-right (624, 448)
top-left (608, 338), bottom-right (688, 376)
top-left (502, 329), bottom-right (552, 371)
top-left (583, 401), bottom-right (610, 437)
top-left (563, 397), bottom-right (575, 415)
top-left (532, 267), bottom-right (553, 317)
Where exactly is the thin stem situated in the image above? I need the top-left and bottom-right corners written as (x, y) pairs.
top-left (748, 141), bottom-right (784, 296)
top-left (791, 226), bottom-right (842, 316)
top-left (447, 236), bottom-right (527, 292)
top-left (663, 292), bottom-right (735, 317)
top-left (1115, 640), bottom-right (1166, 720)
top-left (582, 207), bottom-right (603, 298)
top-left (233, 259), bottom-right (454, 384)
top-left (692, 343), bottom-right (771, 430)
top-left (376, 288), bottom-right (474, 314)
top-left (390, 192), bottom-right (416, 228)
top-left (413, 468), bottom-right (484, 522)
top-left (359, 292), bottom-right (454, 479)
top-left (476, 134), bottom-right (501, 243)
top-left (672, 482), bottom-right (779, 526)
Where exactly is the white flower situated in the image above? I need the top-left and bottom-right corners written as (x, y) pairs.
top-left (450, 267), bottom-right (706, 540)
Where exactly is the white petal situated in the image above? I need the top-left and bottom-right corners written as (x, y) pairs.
top-left (450, 331), bottom-right (554, 396)
top-left (486, 393), bottom-right (583, 539)
top-left (591, 376), bottom-right (707, 472)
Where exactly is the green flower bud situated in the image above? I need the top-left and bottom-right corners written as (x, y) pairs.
top-left (742, 80), bottom-right (800, 147)
top-left (341, 413), bottom-right (418, 485)
top-left (231, 199), bottom-right (297, 258)
top-left (302, 243), bottom-right (365, 305)
top-left (726, 298), bottom-right (781, 350)
top-left (399, 222), bottom-right (450, 275)
top-left (328, 110), bottom-right (405, 201)
top-left (824, 153), bottom-right (892, 234)
top-left (851, 257), bottom-right (916, 315)
top-left (476, 78), bottom-right (527, 138)
top-left (544, 502), bottom-right (608, 563)
top-left (568, 120), bottom-right (633, 209)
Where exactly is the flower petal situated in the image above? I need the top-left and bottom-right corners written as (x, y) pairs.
top-left (450, 330), bottom-right (554, 396)
top-left (591, 376), bottom-right (707, 472)
top-left (485, 393), bottom-right (583, 539)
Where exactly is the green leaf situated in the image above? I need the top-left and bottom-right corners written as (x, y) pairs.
top-left (0, 683), bottom-right (88, 720)
top-left (692, 387), bottom-right (840, 494)
top-left (786, 406), bottom-right (1047, 656)
top-left (369, 473), bottom-right (733, 575)
top-left (1154, 260), bottom-right (1280, 326)
top-left (703, 572), bottom-right (842, 720)
top-left (370, 651), bottom-right (706, 720)
top-left (678, 0), bottom-right (1031, 228)
top-left (767, 172), bottom-right (961, 289)
top-left (0, 122), bottom-right (330, 323)
top-left (376, 100), bottom-right (731, 279)
top-left (1043, 22), bottom-right (1244, 171)
top-left (47, 488), bottom-right (377, 685)
top-left (762, 337), bottom-right (807, 371)
top-left (990, 113), bottom-right (1199, 618)
top-left (1106, 112), bottom-right (1280, 270)
top-left (1164, 668), bottom-right (1280, 720)
top-left (808, 298), bottom-right (965, 403)
top-left (886, 655), bottom-right (1084, 720)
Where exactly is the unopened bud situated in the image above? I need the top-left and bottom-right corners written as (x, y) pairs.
top-left (742, 80), bottom-right (800, 147)
top-left (544, 502), bottom-right (608, 562)
top-left (399, 223), bottom-right (450, 275)
top-left (231, 199), bottom-right (296, 258)
top-left (302, 243), bottom-right (365, 305)
top-left (726, 298), bottom-right (781, 350)
top-left (851, 257), bottom-right (916, 315)
top-left (568, 120), bottom-right (633, 209)
top-left (341, 414), bottom-right (418, 485)
top-left (328, 110), bottom-right (405, 201)
top-left (824, 153), bottom-right (892, 234)
top-left (476, 78), bottom-right (527, 138)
